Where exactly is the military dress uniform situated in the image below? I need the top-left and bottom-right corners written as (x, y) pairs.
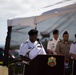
top-left (70, 42), bottom-right (76, 75)
top-left (56, 41), bottom-right (72, 75)
top-left (47, 38), bottom-right (60, 54)
top-left (19, 39), bottom-right (46, 75)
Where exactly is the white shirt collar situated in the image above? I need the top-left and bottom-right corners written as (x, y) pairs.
top-left (27, 39), bottom-right (38, 45)
top-left (53, 38), bottom-right (59, 41)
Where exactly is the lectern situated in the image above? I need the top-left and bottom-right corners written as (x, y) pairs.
top-left (29, 55), bottom-right (64, 75)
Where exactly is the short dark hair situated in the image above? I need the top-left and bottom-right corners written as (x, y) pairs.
top-left (53, 29), bottom-right (59, 35)
top-left (63, 31), bottom-right (69, 36)
top-left (28, 29), bottom-right (38, 36)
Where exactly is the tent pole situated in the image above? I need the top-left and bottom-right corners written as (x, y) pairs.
top-left (35, 23), bottom-right (37, 29)
top-left (34, 17), bottom-right (37, 29)
top-left (3, 26), bottom-right (12, 67)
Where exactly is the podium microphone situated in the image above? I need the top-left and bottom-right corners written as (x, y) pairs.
top-left (36, 38), bottom-right (41, 45)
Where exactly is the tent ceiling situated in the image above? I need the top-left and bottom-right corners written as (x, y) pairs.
top-left (10, 10), bottom-right (76, 48)
top-left (7, 2), bottom-right (76, 49)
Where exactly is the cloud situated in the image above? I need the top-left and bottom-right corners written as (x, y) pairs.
top-left (0, 0), bottom-right (31, 21)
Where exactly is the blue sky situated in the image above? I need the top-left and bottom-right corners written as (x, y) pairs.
top-left (1, 0), bottom-right (75, 47)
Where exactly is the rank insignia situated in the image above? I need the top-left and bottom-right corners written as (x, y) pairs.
top-left (47, 57), bottom-right (56, 67)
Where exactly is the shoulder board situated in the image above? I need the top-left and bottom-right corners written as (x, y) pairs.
top-left (58, 40), bottom-right (62, 43)
top-left (50, 39), bottom-right (53, 41)
top-left (24, 41), bottom-right (28, 44)
top-left (59, 39), bottom-right (62, 42)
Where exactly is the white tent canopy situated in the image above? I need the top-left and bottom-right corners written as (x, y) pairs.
top-left (7, 0), bottom-right (76, 27)
top-left (7, 0), bottom-right (76, 49)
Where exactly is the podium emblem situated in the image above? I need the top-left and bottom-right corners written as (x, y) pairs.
top-left (47, 57), bottom-right (56, 67)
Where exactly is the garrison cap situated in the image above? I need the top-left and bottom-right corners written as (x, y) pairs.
top-left (28, 29), bottom-right (38, 36)
top-left (63, 31), bottom-right (69, 36)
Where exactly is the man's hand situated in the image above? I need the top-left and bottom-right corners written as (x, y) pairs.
top-left (47, 50), bottom-right (53, 54)
top-left (64, 58), bottom-right (69, 62)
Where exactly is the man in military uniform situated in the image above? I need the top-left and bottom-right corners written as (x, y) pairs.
top-left (70, 35), bottom-right (76, 75)
top-left (56, 31), bottom-right (72, 75)
top-left (47, 29), bottom-right (59, 54)
top-left (19, 29), bottom-right (46, 75)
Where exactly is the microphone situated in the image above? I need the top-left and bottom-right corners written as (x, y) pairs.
top-left (36, 38), bottom-right (41, 45)
top-left (36, 38), bottom-right (42, 48)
